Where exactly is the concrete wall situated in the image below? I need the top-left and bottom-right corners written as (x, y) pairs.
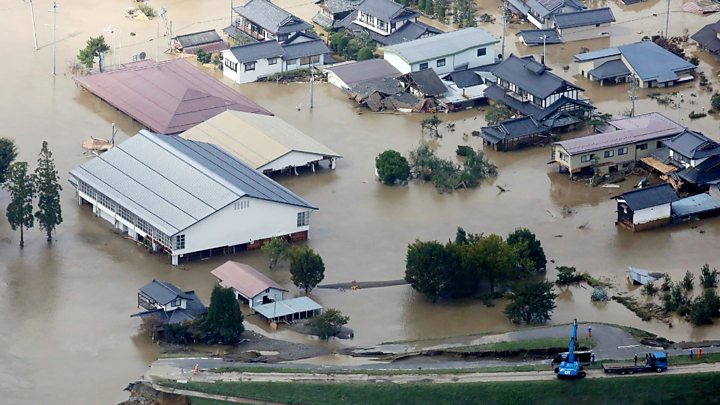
top-left (174, 197), bottom-right (311, 260)
top-left (559, 24), bottom-right (611, 43)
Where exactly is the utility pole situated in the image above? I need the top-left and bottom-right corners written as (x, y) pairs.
top-left (50, 1), bottom-right (58, 75)
top-left (500, 1), bottom-right (506, 60)
top-left (542, 34), bottom-right (547, 65)
top-left (664, 0), bottom-right (670, 38)
top-left (630, 75), bottom-right (637, 117)
top-left (309, 63), bottom-right (315, 109)
top-left (28, 0), bottom-right (38, 50)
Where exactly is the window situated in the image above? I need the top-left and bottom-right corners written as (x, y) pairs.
top-left (477, 48), bottom-right (487, 57)
top-left (171, 298), bottom-right (181, 307)
top-left (637, 143), bottom-right (648, 151)
top-left (234, 200), bottom-right (250, 210)
top-left (310, 55), bottom-right (320, 64)
top-left (268, 57), bottom-right (278, 65)
top-left (618, 147), bottom-right (628, 155)
top-left (244, 62), bottom-right (256, 71)
top-left (297, 211), bottom-right (310, 227)
top-left (175, 234), bottom-right (185, 250)
top-left (419, 62), bottom-right (428, 70)
top-left (656, 141), bottom-right (663, 149)
top-left (224, 59), bottom-right (237, 72)
top-left (604, 150), bottom-right (614, 158)
top-left (390, 22), bottom-right (396, 30)
top-left (595, 23), bottom-right (600, 27)
top-left (286, 58), bottom-right (297, 66)
top-left (581, 155), bottom-right (591, 163)
top-left (436, 58), bottom-right (446, 67)
top-left (300, 56), bottom-right (311, 65)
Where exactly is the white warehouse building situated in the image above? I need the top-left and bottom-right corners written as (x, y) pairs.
top-left (69, 130), bottom-right (316, 265)
top-left (381, 27), bottom-right (498, 75)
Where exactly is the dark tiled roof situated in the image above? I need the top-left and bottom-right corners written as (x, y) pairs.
top-left (518, 29), bottom-right (561, 45)
top-left (480, 116), bottom-right (548, 144)
top-left (401, 69), bottom-right (447, 96)
top-left (230, 41), bottom-right (284, 62)
top-left (140, 280), bottom-right (192, 305)
top-left (228, 34), bottom-right (330, 62)
top-left (175, 30), bottom-right (223, 49)
top-left (443, 69), bottom-right (486, 88)
top-left (691, 21), bottom-right (720, 54)
top-left (620, 184), bottom-right (679, 211)
top-left (357, 0), bottom-right (417, 21)
top-left (587, 59), bottom-right (630, 80)
top-left (133, 289), bottom-right (208, 325)
top-left (490, 54), bottom-right (580, 99)
top-left (553, 8), bottom-right (615, 29)
top-left (678, 156), bottom-right (720, 186)
top-left (316, 0), bottom-right (362, 14)
top-left (234, 0), bottom-right (312, 35)
top-left (484, 84), bottom-right (592, 126)
top-left (526, 0), bottom-right (586, 18)
top-left (282, 37), bottom-right (331, 60)
top-left (664, 129), bottom-right (720, 160)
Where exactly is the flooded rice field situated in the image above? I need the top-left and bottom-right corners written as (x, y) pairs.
top-left (1, 0), bottom-right (719, 403)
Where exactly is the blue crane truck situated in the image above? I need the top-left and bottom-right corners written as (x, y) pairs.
top-left (556, 319), bottom-right (586, 379)
top-left (602, 352), bottom-right (668, 375)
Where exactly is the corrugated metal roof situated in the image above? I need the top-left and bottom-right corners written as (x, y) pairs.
top-left (671, 193), bottom-right (720, 217)
top-left (69, 131), bottom-right (315, 236)
top-left (180, 110), bottom-right (341, 170)
top-left (175, 29), bottom-right (223, 49)
top-left (553, 8), bottom-right (615, 29)
top-left (621, 184), bottom-right (679, 211)
top-left (618, 41), bottom-right (697, 82)
top-left (74, 59), bottom-right (271, 134)
top-left (325, 59), bottom-right (401, 88)
top-left (383, 28), bottom-right (498, 64)
top-left (253, 296), bottom-right (323, 319)
top-left (229, 41), bottom-right (284, 63)
top-left (574, 47), bottom-right (621, 62)
top-left (518, 29), bottom-right (562, 45)
top-left (555, 112), bottom-right (685, 155)
top-left (211, 261), bottom-right (287, 299)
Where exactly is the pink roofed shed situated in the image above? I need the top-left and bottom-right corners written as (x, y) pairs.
top-left (211, 261), bottom-right (287, 308)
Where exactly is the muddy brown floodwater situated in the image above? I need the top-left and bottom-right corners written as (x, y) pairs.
top-left (1, 0), bottom-right (719, 403)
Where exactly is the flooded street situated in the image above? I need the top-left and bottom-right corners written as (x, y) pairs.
top-left (1, 0), bottom-right (720, 403)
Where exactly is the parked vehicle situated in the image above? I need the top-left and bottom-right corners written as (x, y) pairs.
top-left (556, 319), bottom-right (586, 379)
top-left (553, 350), bottom-right (594, 365)
top-left (602, 352), bottom-right (668, 375)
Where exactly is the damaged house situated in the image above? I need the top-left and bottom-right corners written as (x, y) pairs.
top-left (348, 68), bottom-right (447, 112)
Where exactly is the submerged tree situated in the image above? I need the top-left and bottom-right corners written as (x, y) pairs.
top-left (0, 138), bottom-right (17, 185)
top-left (700, 264), bottom-right (719, 289)
top-left (34, 141), bottom-right (63, 242)
top-left (505, 281), bottom-right (557, 324)
top-left (289, 246), bottom-right (325, 294)
top-left (507, 228), bottom-right (547, 273)
top-left (309, 308), bottom-right (350, 340)
top-left (421, 115), bottom-right (442, 137)
top-left (77, 35), bottom-right (110, 69)
top-left (4, 162), bottom-right (36, 248)
top-left (485, 102), bottom-right (513, 126)
top-left (200, 285), bottom-right (244, 344)
top-left (261, 236), bottom-right (290, 269)
top-left (376, 150), bottom-right (410, 185)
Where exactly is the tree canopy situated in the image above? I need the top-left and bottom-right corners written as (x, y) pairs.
top-left (485, 102), bottom-right (513, 125)
top-left (689, 288), bottom-right (720, 326)
top-left (507, 228), bottom-right (547, 273)
top-left (3, 161), bottom-right (36, 248)
top-left (309, 308), bottom-right (349, 340)
top-left (405, 240), bottom-right (464, 302)
top-left (77, 36), bottom-right (110, 69)
top-left (357, 47), bottom-right (374, 61)
top-left (201, 285), bottom-right (245, 344)
top-left (261, 236), bottom-right (290, 269)
top-left (505, 281), bottom-right (557, 324)
top-left (34, 141), bottom-right (63, 242)
top-left (376, 150), bottom-right (410, 185)
top-left (0, 138), bottom-right (17, 185)
top-left (289, 247), bottom-right (325, 294)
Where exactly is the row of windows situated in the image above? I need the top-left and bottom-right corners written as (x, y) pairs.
top-left (579, 145), bottom-right (638, 163)
top-left (416, 48), bottom-right (487, 70)
top-left (225, 58), bottom-right (238, 72)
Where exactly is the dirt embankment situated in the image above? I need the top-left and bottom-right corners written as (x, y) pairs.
top-left (120, 382), bottom-right (190, 405)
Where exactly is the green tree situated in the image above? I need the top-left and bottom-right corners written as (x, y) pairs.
top-left (700, 264), bottom-right (719, 289)
top-left (485, 102), bottom-right (513, 125)
top-left (34, 141), bottom-right (63, 242)
top-left (507, 228), bottom-right (546, 273)
top-left (375, 150), bottom-right (410, 185)
top-left (641, 282), bottom-right (659, 297)
top-left (505, 281), bottom-right (557, 324)
top-left (3, 162), bottom-right (36, 248)
top-left (469, 234), bottom-right (516, 292)
top-left (289, 247), bottom-right (325, 294)
top-left (405, 240), bottom-right (452, 302)
top-left (309, 308), bottom-right (349, 340)
top-left (329, 32), bottom-right (350, 55)
top-left (588, 112), bottom-right (612, 131)
top-left (0, 138), bottom-right (17, 184)
top-left (346, 32), bottom-right (374, 60)
top-left (555, 266), bottom-right (582, 286)
top-left (681, 270), bottom-right (695, 291)
top-left (418, 0), bottom-right (427, 11)
top-left (357, 47), bottom-right (374, 61)
top-left (196, 49), bottom-right (212, 64)
top-left (77, 35), bottom-right (110, 69)
top-left (261, 237), bottom-right (290, 269)
top-left (689, 288), bottom-right (720, 326)
top-left (423, 0), bottom-right (434, 15)
top-left (712, 94), bottom-right (720, 112)
top-left (201, 285), bottom-right (245, 344)
top-left (421, 115), bottom-right (442, 137)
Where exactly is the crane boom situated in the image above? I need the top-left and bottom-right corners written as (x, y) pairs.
top-left (567, 319), bottom-right (577, 363)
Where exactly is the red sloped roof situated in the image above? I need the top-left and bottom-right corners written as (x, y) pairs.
top-left (74, 59), bottom-right (271, 134)
top-left (211, 261), bottom-right (287, 299)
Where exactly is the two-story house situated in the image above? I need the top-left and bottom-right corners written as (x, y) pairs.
top-left (484, 54), bottom-right (593, 130)
top-left (133, 280), bottom-right (207, 325)
top-left (663, 130), bottom-right (720, 191)
top-left (313, 0), bottom-right (362, 28)
top-left (508, 0), bottom-right (586, 29)
top-left (382, 28), bottom-right (498, 75)
top-left (222, 32), bottom-right (331, 83)
top-left (226, 0), bottom-right (312, 42)
top-left (336, 0), bottom-right (442, 46)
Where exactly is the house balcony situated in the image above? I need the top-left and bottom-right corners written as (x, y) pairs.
top-left (506, 91), bottom-right (531, 103)
top-left (233, 21), bottom-right (267, 41)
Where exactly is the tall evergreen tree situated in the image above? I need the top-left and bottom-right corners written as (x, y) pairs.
top-left (289, 246), bottom-right (325, 294)
top-left (0, 138), bottom-right (17, 184)
top-left (34, 141), bottom-right (63, 242)
top-left (201, 285), bottom-right (245, 344)
top-left (4, 162), bottom-right (36, 248)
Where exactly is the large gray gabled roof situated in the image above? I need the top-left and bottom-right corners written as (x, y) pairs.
top-left (617, 41), bottom-right (697, 83)
top-left (382, 28), bottom-right (498, 64)
top-left (357, 0), bottom-right (417, 21)
top-left (553, 7), bottom-right (615, 29)
top-left (491, 54), bottom-right (579, 99)
top-left (620, 184), bottom-right (679, 211)
top-left (69, 131), bottom-right (315, 237)
top-left (234, 0), bottom-right (312, 35)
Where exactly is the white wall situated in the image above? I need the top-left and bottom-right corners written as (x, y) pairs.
top-left (327, 71), bottom-right (350, 89)
top-left (259, 151), bottom-right (329, 173)
top-left (634, 203), bottom-right (671, 225)
top-left (223, 50), bottom-right (283, 84)
top-left (384, 52), bottom-right (411, 74)
top-left (175, 197), bottom-right (311, 258)
top-left (250, 287), bottom-right (286, 308)
top-left (385, 43), bottom-right (496, 76)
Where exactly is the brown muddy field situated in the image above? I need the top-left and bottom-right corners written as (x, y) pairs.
top-left (0, 0), bottom-right (719, 403)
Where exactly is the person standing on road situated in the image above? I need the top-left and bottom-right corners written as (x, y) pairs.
top-left (591, 353), bottom-right (596, 365)
top-left (634, 354), bottom-right (638, 365)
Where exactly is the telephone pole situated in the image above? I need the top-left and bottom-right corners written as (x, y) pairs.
top-left (50, 1), bottom-right (58, 75)
top-left (630, 76), bottom-right (637, 117)
top-left (28, 0), bottom-right (38, 50)
top-left (501, 2), bottom-right (506, 59)
top-left (664, 0), bottom-right (670, 38)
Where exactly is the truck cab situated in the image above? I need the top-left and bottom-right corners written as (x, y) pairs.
top-left (649, 352), bottom-right (668, 371)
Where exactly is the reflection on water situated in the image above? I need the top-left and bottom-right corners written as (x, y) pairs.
top-left (1, 0), bottom-right (719, 403)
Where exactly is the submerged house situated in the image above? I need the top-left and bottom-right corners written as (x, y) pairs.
top-left (336, 0), bottom-right (442, 46)
top-left (180, 110), bottom-right (342, 174)
top-left (479, 116), bottom-right (551, 151)
top-left (173, 29), bottom-right (226, 54)
top-left (691, 20), bottom-right (720, 58)
top-left (518, 7), bottom-right (614, 45)
top-left (507, 0), bottom-right (586, 29)
top-left (381, 28), bottom-right (498, 75)
top-left (484, 54), bottom-right (593, 130)
top-left (552, 112), bottom-right (685, 176)
top-left (616, 184), bottom-right (679, 231)
top-left (69, 131), bottom-right (316, 265)
top-left (211, 261), bottom-right (287, 308)
top-left (225, 0), bottom-right (312, 42)
top-left (222, 33), bottom-right (331, 84)
top-left (663, 130), bottom-right (720, 191)
top-left (575, 41), bottom-right (696, 88)
top-left (133, 280), bottom-right (207, 324)
top-left (313, 0), bottom-right (362, 28)
top-left (324, 59), bottom-right (401, 90)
